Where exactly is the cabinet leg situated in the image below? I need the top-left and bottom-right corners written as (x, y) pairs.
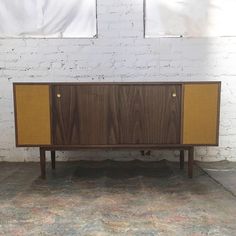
top-left (180, 150), bottom-right (184, 170)
top-left (40, 148), bottom-right (46, 179)
top-left (51, 151), bottom-right (56, 170)
top-left (188, 147), bottom-right (194, 178)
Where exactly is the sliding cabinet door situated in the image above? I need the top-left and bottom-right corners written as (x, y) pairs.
top-left (117, 85), bottom-right (181, 144)
top-left (52, 84), bottom-right (181, 146)
top-left (52, 85), bottom-right (119, 145)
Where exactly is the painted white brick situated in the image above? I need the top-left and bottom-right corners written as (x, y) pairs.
top-left (0, 0), bottom-right (236, 162)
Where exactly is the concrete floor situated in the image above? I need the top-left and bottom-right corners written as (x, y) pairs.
top-left (0, 160), bottom-right (236, 236)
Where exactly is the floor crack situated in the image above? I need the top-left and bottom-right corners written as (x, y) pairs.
top-left (197, 163), bottom-right (236, 199)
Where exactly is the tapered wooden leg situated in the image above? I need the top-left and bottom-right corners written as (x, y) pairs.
top-left (180, 150), bottom-right (184, 170)
top-left (188, 147), bottom-right (194, 178)
top-left (40, 148), bottom-right (46, 179)
top-left (51, 151), bottom-right (56, 170)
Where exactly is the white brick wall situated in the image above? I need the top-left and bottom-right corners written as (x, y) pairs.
top-left (0, 0), bottom-right (236, 162)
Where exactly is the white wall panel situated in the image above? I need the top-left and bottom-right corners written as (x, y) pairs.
top-left (0, 0), bottom-right (97, 38)
top-left (0, 0), bottom-right (236, 162)
top-left (145, 0), bottom-right (236, 37)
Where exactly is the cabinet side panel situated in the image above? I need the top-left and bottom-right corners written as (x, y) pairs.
top-left (15, 85), bottom-right (51, 145)
top-left (183, 83), bottom-right (220, 145)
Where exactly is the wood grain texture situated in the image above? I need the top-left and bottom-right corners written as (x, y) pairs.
top-left (52, 85), bottom-right (181, 145)
top-left (14, 85), bottom-right (51, 145)
top-left (52, 85), bottom-right (119, 145)
top-left (117, 85), bottom-right (181, 144)
top-left (183, 83), bottom-right (220, 145)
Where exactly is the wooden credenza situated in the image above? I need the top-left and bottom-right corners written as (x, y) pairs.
top-left (13, 82), bottom-right (221, 178)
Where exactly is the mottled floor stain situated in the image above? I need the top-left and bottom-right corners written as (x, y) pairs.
top-left (0, 160), bottom-right (236, 236)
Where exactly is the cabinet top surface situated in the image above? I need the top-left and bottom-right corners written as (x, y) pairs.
top-left (13, 81), bottom-right (221, 86)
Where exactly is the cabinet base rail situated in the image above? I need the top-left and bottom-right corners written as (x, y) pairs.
top-left (39, 146), bottom-right (194, 179)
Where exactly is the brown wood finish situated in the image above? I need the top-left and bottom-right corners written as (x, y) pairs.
top-left (40, 148), bottom-right (46, 179)
top-left (180, 150), bottom-right (184, 170)
top-left (188, 147), bottom-right (194, 178)
top-left (52, 85), bottom-right (181, 145)
top-left (118, 85), bottom-right (181, 144)
top-left (51, 151), bottom-right (56, 170)
top-left (52, 85), bottom-right (119, 145)
top-left (13, 81), bottom-right (221, 86)
top-left (13, 82), bottom-right (221, 179)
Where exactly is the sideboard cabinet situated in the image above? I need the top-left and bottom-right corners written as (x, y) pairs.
top-left (13, 82), bottom-right (221, 178)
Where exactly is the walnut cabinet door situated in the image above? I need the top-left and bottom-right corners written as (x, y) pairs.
top-left (52, 85), bottom-right (181, 145)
